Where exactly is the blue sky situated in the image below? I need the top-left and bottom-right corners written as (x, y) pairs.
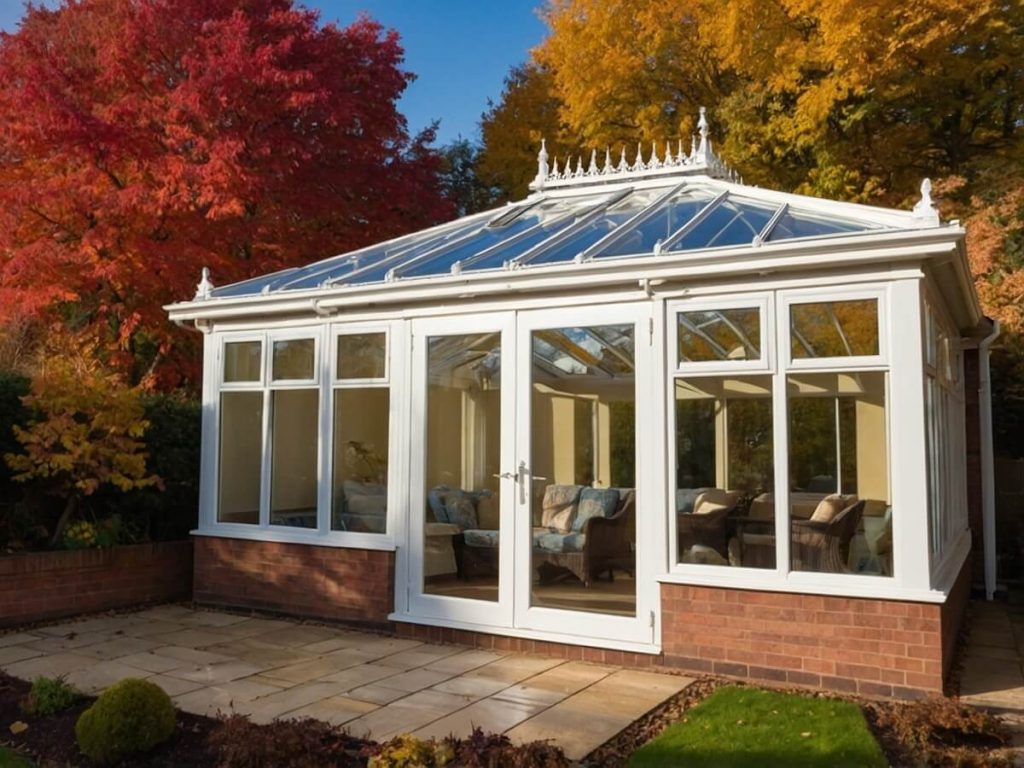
top-left (0, 0), bottom-right (547, 146)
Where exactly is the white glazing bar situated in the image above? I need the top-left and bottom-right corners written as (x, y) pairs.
top-left (578, 181), bottom-right (688, 261)
top-left (454, 207), bottom-right (585, 272)
top-left (658, 191), bottom-right (729, 252)
top-left (511, 188), bottom-right (634, 267)
top-left (755, 203), bottom-right (788, 244)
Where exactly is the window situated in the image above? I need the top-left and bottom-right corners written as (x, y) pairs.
top-left (675, 375), bottom-right (774, 568)
top-left (332, 332), bottom-right (391, 534)
top-left (790, 299), bottom-right (879, 359)
top-left (787, 372), bottom-right (891, 576)
top-left (678, 308), bottom-right (761, 364)
top-left (218, 338), bottom-right (264, 524)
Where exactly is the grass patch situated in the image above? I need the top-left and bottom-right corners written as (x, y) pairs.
top-left (0, 747), bottom-right (33, 768)
top-left (629, 686), bottom-right (887, 768)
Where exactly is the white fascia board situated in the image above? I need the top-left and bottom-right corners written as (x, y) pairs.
top-left (166, 227), bottom-right (962, 324)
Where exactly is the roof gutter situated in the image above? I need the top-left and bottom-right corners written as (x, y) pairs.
top-left (979, 319), bottom-right (1001, 600)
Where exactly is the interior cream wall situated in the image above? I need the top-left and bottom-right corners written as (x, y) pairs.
top-left (219, 391), bottom-right (263, 519)
top-left (333, 388), bottom-right (390, 488)
top-left (270, 389), bottom-right (319, 512)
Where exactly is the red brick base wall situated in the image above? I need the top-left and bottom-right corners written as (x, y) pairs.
top-left (192, 536), bottom-right (394, 627)
top-left (660, 559), bottom-right (972, 699)
top-left (0, 541), bottom-right (193, 628)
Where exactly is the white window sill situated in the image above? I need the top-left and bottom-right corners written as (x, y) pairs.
top-left (190, 527), bottom-right (397, 552)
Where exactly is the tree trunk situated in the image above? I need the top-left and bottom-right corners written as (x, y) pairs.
top-left (50, 495), bottom-right (78, 546)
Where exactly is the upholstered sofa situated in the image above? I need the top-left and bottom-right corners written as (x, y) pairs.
top-left (428, 485), bottom-right (498, 578)
top-left (333, 480), bottom-right (387, 533)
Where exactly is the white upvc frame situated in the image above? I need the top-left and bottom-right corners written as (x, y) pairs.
top-left (513, 302), bottom-right (661, 646)
top-left (404, 312), bottom-right (517, 629)
top-left (199, 322), bottom-right (401, 551)
top-left (663, 279), bottom-right (939, 601)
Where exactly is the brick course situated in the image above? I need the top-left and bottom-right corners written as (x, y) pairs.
top-left (192, 536), bottom-right (394, 627)
top-left (0, 540), bottom-right (192, 627)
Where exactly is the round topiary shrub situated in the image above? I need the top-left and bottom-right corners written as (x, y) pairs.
top-left (74, 678), bottom-right (175, 764)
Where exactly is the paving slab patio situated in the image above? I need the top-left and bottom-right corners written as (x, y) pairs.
top-left (0, 606), bottom-right (693, 760)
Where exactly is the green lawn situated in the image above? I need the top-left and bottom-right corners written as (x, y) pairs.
top-left (629, 686), bottom-right (887, 768)
top-left (0, 748), bottom-right (33, 768)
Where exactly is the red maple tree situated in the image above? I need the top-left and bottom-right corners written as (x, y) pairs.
top-left (0, 0), bottom-right (453, 388)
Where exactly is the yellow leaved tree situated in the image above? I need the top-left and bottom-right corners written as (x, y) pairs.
top-left (4, 335), bottom-right (160, 545)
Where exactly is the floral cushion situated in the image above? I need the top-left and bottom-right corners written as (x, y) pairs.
top-left (533, 530), bottom-right (586, 553)
top-left (572, 487), bottom-right (619, 532)
top-left (540, 484), bottom-right (583, 532)
top-left (463, 529), bottom-right (499, 548)
top-left (427, 485), bottom-right (452, 523)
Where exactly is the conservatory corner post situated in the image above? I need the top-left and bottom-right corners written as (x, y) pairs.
top-left (198, 329), bottom-right (218, 530)
top-left (889, 278), bottom-right (932, 592)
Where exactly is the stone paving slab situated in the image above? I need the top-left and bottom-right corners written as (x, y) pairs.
top-left (0, 606), bottom-right (694, 760)
top-left (962, 600), bottom-right (1024, 713)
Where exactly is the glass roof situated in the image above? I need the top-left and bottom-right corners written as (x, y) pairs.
top-left (209, 183), bottom-right (898, 299)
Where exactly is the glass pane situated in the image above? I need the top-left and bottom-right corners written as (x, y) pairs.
top-left (669, 199), bottom-right (777, 252)
top-left (677, 308), bottom-right (761, 363)
top-left (345, 218), bottom-right (488, 285)
top-left (424, 332), bottom-right (503, 601)
top-left (337, 333), bottom-right (386, 380)
top-left (272, 338), bottom-right (315, 380)
top-left (787, 372), bottom-right (890, 576)
top-left (218, 391), bottom-right (263, 524)
top-left (224, 341), bottom-right (262, 383)
top-left (675, 376), bottom-right (774, 568)
top-left (332, 388), bottom-right (390, 533)
top-left (269, 389), bottom-right (319, 528)
top-left (592, 190), bottom-right (713, 259)
top-left (528, 190), bottom-right (665, 266)
top-left (398, 201), bottom-right (562, 278)
top-left (791, 299), bottom-right (879, 358)
top-left (768, 210), bottom-right (874, 242)
top-left (530, 324), bottom-right (636, 616)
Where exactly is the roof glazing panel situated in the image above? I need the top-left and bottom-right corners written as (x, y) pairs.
top-left (669, 197), bottom-right (779, 252)
top-left (767, 210), bottom-right (879, 242)
top-left (591, 188), bottom-right (714, 259)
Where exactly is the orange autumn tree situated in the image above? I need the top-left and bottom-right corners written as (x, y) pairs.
top-left (4, 336), bottom-right (160, 545)
top-left (0, 0), bottom-right (453, 389)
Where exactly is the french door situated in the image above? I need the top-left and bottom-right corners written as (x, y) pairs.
top-left (407, 304), bottom-right (656, 647)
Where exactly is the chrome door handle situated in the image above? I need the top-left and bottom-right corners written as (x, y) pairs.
top-left (518, 461), bottom-right (548, 481)
top-left (493, 471), bottom-right (517, 481)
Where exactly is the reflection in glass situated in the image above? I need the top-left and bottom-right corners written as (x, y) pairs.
top-left (337, 333), bottom-right (386, 380)
top-left (791, 300), bottom-right (879, 358)
top-left (332, 388), bottom-right (389, 533)
top-left (423, 333), bottom-right (502, 601)
top-left (592, 190), bottom-right (713, 259)
top-left (787, 372), bottom-right (890, 576)
top-left (272, 338), bottom-right (315, 380)
top-left (678, 308), bottom-right (761, 363)
top-left (675, 376), bottom-right (774, 568)
top-left (269, 389), bottom-right (318, 528)
top-left (529, 324), bottom-right (636, 616)
top-left (218, 391), bottom-right (263, 524)
top-left (669, 198), bottom-right (777, 252)
top-left (224, 341), bottom-right (262, 383)
top-left (768, 211), bottom-right (874, 241)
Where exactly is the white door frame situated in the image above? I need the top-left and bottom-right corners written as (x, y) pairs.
top-left (512, 302), bottom-right (658, 646)
top-left (406, 312), bottom-right (516, 627)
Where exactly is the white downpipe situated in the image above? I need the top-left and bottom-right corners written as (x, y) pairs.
top-left (979, 319), bottom-right (1000, 600)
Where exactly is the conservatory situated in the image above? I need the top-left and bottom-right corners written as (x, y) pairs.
top-left (167, 111), bottom-right (995, 696)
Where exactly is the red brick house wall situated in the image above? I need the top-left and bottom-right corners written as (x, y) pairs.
top-left (192, 536), bottom-right (394, 628)
top-left (0, 541), bottom-right (192, 628)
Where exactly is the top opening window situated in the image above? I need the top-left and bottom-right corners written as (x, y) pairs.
top-left (678, 308), bottom-right (761, 364)
top-left (272, 338), bottom-right (316, 381)
top-left (337, 333), bottom-right (387, 380)
top-left (790, 299), bottom-right (879, 360)
top-left (224, 341), bottom-right (262, 383)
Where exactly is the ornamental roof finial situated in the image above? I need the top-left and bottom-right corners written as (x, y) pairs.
top-left (912, 178), bottom-right (940, 226)
top-left (602, 147), bottom-right (613, 175)
top-left (195, 267), bottom-right (213, 300)
top-left (696, 106), bottom-right (711, 161)
top-left (534, 138), bottom-right (549, 189)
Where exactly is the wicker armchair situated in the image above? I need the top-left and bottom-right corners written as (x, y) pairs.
top-left (677, 489), bottom-right (741, 560)
top-left (534, 489), bottom-right (635, 587)
top-left (730, 496), bottom-right (865, 573)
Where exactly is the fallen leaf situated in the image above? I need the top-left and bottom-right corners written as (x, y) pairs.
top-left (736, 719), bottom-right (745, 725)
top-left (10, 721), bottom-right (28, 735)
top-left (801, 731), bottom-right (812, 738)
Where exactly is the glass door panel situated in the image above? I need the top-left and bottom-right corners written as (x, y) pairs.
top-left (407, 314), bottom-right (514, 626)
top-left (514, 305), bottom-right (654, 646)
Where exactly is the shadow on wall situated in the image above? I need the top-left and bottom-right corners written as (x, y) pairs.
top-left (996, 457), bottom-right (1024, 582)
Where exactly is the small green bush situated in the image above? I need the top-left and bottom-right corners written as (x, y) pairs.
top-left (20, 676), bottom-right (82, 717)
top-left (369, 734), bottom-right (454, 767)
top-left (74, 678), bottom-right (175, 764)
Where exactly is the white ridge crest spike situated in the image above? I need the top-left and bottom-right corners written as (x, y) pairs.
top-left (635, 141), bottom-right (644, 171)
top-left (603, 147), bottom-right (612, 174)
top-left (678, 139), bottom-right (684, 164)
top-left (574, 155), bottom-right (584, 177)
top-left (649, 140), bottom-right (661, 169)
top-left (664, 140), bottom-right (673, 165)
top-left (551, 156), bottom-right (560, 177)
top-left (587, 148), bottom-right (598, 175)
top-left (617, 145), bottom-right (629, 173)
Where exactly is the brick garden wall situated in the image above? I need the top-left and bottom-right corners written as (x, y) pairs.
top-left (0, 540), bottom-right (192, 628)
top-left (192, 536), bottom-right (394, 628)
